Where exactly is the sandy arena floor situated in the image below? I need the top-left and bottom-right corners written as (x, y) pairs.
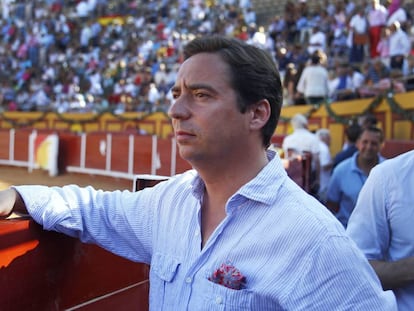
top-left (0, 166), bottom-right (134, 191)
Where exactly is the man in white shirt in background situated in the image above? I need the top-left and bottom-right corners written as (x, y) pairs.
top-left (388, 21), bottom-right (411, 71)
top-left (283, 113), bottom-right (321, 195)
top-left (307, 25), bottom-right (327, 55)
top-left (296, 51), bottom-right (329, 105)
top-left (315, 128), bottom-right (332, 203)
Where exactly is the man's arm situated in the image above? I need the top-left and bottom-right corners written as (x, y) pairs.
top-left (0, 188), bottom-right (28, 218)
top-left (370, 257), bottom-right (414, 290)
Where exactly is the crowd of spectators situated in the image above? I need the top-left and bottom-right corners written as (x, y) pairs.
top-left (0, 0), bottom-right (413, 113)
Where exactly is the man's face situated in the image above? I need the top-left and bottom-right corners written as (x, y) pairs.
top-left (356, 130), bottom-right (382, 161)
top-left (168, 53), bottom-right (251, 166)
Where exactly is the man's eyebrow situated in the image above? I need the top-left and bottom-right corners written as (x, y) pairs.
top-left (170, 85), bottom-right (180, 93)
top-left (171, 83), bottom-right (217, 93)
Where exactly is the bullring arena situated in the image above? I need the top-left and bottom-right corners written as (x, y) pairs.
top-left (0, 165), bottom-right (132, 191)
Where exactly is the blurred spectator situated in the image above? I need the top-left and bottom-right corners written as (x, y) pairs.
top-left (386, 0), bottom-right (408, 28)
top-left (348, 64), bottom-right (365, 92)
top-left (307, 25), bottom-right (327, 55)
top-left (326, 126), bottom-right (385, 228)
top-left (348, 6), bottom-right (369, 64)
top-left (282, 62), bottom-right (298, 106)
top-left (388, 21), bottom-right (411, 71)
top-left (367, 0), bottom-right (388, 58)
top-left (359, 68), bottom-right (406, 97)
top-left (359, 113), bottom-right (378, 129)
top-left (332, 122), bottom-right (362, 169)
top-left (331, 28), bottom-right (349, 59)
top-left (268, 15), bottom-right (286, 42)
top-left (315, 128), bottom-right (332, 203)
top-left (282, 113), bottom-right (321, 195)
top-left (296, 50), bottom-right (329, 105)
top-left (329, 62), bottom-right (357, 101)
top-left (362, 58), bottom-right (391, 86)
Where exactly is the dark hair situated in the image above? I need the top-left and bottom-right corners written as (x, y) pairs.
top-left (345, 123), bottom-right (362, 143)
top-left (359, 113), bottom-right (378, 129)
top-left (183, 35), bottom-right (283, 148)
top-left (311, 52), bottom-right (321, 65)
top-left (358, 126), bottom-right (384, 143)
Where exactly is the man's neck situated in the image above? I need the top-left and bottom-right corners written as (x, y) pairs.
top-left (198, 150), bottom-right (269, 248)
top-left (357, 154), bottom-right (379, 175)
top-left (193, 151), bottom-right (267, 204)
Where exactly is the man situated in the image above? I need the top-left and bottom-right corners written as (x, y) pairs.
top-left (348, 6), bottom-right (369, 64)
top-left (282, 113), bottom-right (320, 158)
top-left (367, 0), bottom-right (388, 58)
top-left (296, 51), bottom-right (329, 105)
top-left (282, 113), bottom-right (320, 195)
top-left (315, 128), bottom-right (332, 203)
top-left (326, 126), bottom-right (385, 228)
top-left (386, 0), bottom-right (408, 28)
top-left (329, 62), bottom-right (357, 101)
top-left (347, 150), bottom-right (414, 311)
top-left (307, 25), bottom-right (327, 55)
top-left (0, 36), bottom-right (396, 309)
top-left (388, 21), bottom-right (411, 71)
top-left (332, 122), bottom-right (362, 169)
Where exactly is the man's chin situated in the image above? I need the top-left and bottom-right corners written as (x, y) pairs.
top-left (178, 148), bottom-right (203, 163)
top-left (178, 148), bottom-right (195, 160)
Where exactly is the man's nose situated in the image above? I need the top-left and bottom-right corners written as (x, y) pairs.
top-left (168, 95), bottom-right (189, 120)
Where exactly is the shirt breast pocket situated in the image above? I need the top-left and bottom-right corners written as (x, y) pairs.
top-left (200, 277), bottom-right (253, 311)
top-left (150, 252), bottom-right (181, 309)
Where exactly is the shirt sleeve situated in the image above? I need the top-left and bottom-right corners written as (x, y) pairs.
top-left (284, 235), bottom-right (396, 309)
top-left (346, 166), bottom-right (390, 260)
top-left (296, 68), bottom-right (306, 94)
top-left (14, 184), bottom-right (155, 263)
top-left (327, 166), bottom-right (342, 203)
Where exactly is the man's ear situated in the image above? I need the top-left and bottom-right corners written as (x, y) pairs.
top-left (249, 99), bottom-right (271, 130)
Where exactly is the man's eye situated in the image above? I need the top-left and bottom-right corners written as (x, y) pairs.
top-left (195, 92), bottom-right (208, 98)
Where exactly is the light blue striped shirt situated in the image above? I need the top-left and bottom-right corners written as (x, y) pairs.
top-left (15, 151), bottom-right (396, 310)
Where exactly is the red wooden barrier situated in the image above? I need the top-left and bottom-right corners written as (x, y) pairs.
top-left (0, 218), bottom-right (149, 311)
top-left (0, 130), bottom-right (10, 160)
top-left (381, 139), bottom-right (414, 159)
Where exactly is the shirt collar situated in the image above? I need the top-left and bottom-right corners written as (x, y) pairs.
top-left (190, 150), bottom-right (287, 206)
top-left (350, 151), bottom-right (386, 173)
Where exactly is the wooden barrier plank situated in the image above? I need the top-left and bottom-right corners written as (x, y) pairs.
top-left (13, 130), bottom-right (31, 162)
top-left (110, 134), bottom-right (131, 173)
top-left (156, 138), bottom-right (173, 176)
top-left (58, 132), bottom-right (82, 170)
top-left (0, 130), bottom-right (10, 160)
top-left (84, 133), bottom-right (108, 170)
top-left (133, 136), bottom-right (153, 174)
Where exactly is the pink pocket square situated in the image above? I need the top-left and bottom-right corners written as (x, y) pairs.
top-left (208, 262), bottom-right (246, 290)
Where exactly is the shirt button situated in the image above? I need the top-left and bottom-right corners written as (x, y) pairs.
top-left (185, 277), bottom-right (192, 283)
top-left (194, 231), bottom-right (200, 237)
top-left (215, 296), bottom-right (223, 304)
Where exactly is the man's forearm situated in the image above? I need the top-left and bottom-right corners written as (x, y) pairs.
top-left (0, 188), bottom-right (28, 218)
top-left (370, 258), bottom-right (414, 290)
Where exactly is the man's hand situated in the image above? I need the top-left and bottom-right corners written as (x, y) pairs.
top-left (0, 189), bottom-right (24, 219)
